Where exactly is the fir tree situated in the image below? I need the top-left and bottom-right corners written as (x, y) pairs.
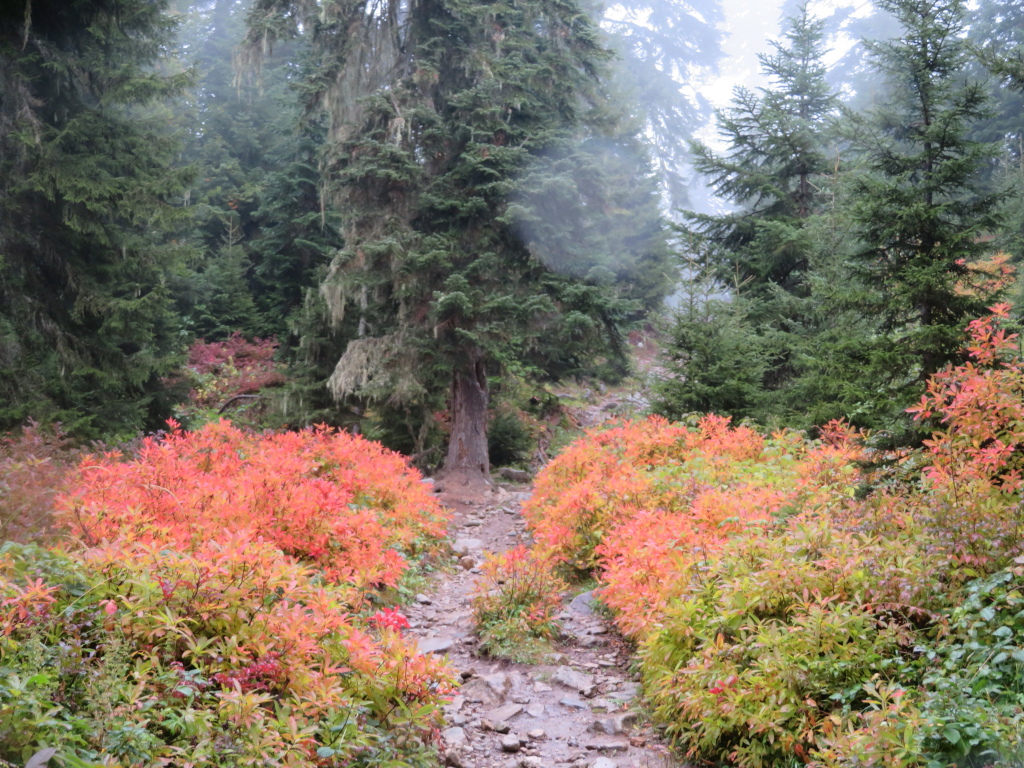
top-left (244, 0), bottom-right (669, 483)
top-left (838, 0), bottom-right (1004, 433)
top-left (685, 2), bottom-right (837, 296)
top-left (0, 0), bottom-right (195, 437)
top-left (658, 3), bottom-right (838, 423)
top-left (598, 0), bottom-right (723, 207)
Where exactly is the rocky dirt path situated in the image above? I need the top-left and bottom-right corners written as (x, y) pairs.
top-left (404, 482), bottom-right (679, 768)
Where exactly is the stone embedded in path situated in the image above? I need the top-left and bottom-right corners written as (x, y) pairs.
top-left (527, 729), bottom-right (545, 740)
top-left (517, 757), bottom-right (544, 768)
top-left (483, 672), bottom-right (512, 697)
top-left (568, 591), bottom-right (596, 617)
top-left (444, 695), bottom-right (466, 714)
top-left (609, 683), bottom-right (639, 703)
top-left (553, 667), bottom-right (596, 696)
top-left (589, 698), bottom-right (615, 713)
top-left (526, 704), bottom-right (544, 718)
top-left (583, 740), bottom-right (629, 754)
top-left (461, 677), bottom-right (503, 705)
top-left (443, 727), bottom-right (469, 747)
top-left (532, 682), bottom-right (552, 693)
top-left (417, 637), bottom-right (455, 655)
top-left (589, 758), bottom-right (617, 768)
top-left (485, 703), bottom-right (523, 724)
top-left (500, 734), bottom-right (522, 753)
top-left (498, 467), bottom-right (531, 483)
top-left (559, 696), bottom-right (590, 710)
top-left (415, 593), bottom-right (432, 605)
top-left (587, 713), bottom-right (637, 736)
top-left (452, 538), bottom-right (483, 556)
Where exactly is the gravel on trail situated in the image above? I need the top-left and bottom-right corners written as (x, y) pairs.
top-left (404, 480), bottom-right (682, 768)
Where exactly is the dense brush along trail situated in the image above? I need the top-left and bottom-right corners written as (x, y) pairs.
top-left (407, 480), bottom-right (677, 768)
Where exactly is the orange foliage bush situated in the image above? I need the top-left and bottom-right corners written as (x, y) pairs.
top-left (2, 420), bottom-right (456, 764)
top-left (523, 306), bottom-right (1024, 767)
top-left (60, 420), bottom-right (449, 596)
top-left (524, 414), bottom-right (864, 639)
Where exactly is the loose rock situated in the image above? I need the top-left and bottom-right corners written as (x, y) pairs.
top-left (443, 727), bottom-right (469, 747)
top-left (486, 703), bottom-right (523, 723)
top-left (452, 538), bottom-right (483, 556)
top-left (587, 713), bottom-right (637, 736)
top-left (500, 734), bottom-right (522, 753)
top-left (568, 591), bottom-right (596, 616)
top-left (553, 667), bottom-right (596, 696)
top-left (417, 637), bottom-right (454, 655)
top-left (559, 697), bottom-right (590, 710)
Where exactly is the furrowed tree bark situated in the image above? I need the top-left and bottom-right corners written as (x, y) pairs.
top-left (443, 350), bottom-right (490, 489)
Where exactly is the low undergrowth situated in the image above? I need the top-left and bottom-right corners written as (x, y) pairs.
top-left (0, 422), bottom-right (455, 766)
top-left (521, 305), bottom-right (1024, 767)
top-left (471, 545), bottom-right (566, 663)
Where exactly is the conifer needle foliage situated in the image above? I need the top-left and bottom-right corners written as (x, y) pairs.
top-left (242, 0), bottom-right (670, 480)
top-left (0, 0), bottom-right (196, 438)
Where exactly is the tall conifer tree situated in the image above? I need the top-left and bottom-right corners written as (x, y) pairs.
top-left (685, 2), bottom-right (837, 296)
top-left (839, 0), bottom-right (1004, 431)
top-left (0, 0), bottom-right (194, 437)
top-left (245, 0), bottom-right (668, 483)
top-left (657, 3), bottom-right (837, 422)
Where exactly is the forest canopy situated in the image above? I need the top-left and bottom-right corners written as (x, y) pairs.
top-left (1, 0), bottom-right (1023, 471)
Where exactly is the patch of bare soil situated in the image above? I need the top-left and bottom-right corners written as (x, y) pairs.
top-left (404, 476), bottom-right (682, 768)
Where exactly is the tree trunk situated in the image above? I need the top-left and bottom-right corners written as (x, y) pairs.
top-left (443, 350), bottom-right (491, 489)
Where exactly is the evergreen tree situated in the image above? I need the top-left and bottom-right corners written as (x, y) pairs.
top-left (0, 0), bottom-right (194, 437)
top-left (658, 3), bottom-right (838, 423)
top-left (837, 0), bottom-right (1004, 433)
top-left (598, 0), bottom-right (723, 207)
top-left (968, 0), bottom-right (1024, 266)
top-left (174, 0), bottom-right (342, 344)
top-left (244, 0), bottom-right (670, 483)
top-left (686, 2), bottom-right (837, 297)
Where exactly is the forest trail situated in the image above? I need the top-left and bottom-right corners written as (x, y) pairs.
top-left (404, 357), bottom-right (680, 768)
top-left (405, 482), bottom-right (680, 768)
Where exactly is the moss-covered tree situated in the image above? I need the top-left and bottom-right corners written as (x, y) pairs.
top-left (244, 0), bottom-right (669, 485)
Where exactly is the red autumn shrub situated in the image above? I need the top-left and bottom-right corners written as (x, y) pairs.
top-left (60, 420), bottom-right (449, 598)
top-left (524, 415), bottom-right (864, 638)
top-left (186, 333), bottom-right (286, 407)
top-left (0, 534), bottom-right (455, 765)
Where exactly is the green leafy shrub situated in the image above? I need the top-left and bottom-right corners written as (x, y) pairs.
top-left (640, 519), bottom-right (940, 767)
top-left (472, 546), bottom-right (566, 662)
top-left (487, 406), bottom-right (535, 468)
